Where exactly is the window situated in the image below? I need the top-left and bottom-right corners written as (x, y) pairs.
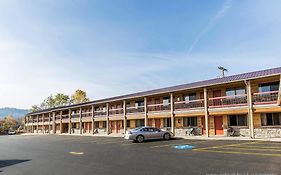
top-left (126, 120), bottom-right (130, 128)
top-left (94, 122), bottom-right (99, 128)
top-left (163, 97), bottom-right (170, 106)
top-left (228, 115), bottom-right (247, 126)
top-left (183, 117), bottom-right (197, 127)
top-left (226, 87), bottom-right (246, 96)
top-left (261, 113), bottom-right (281, 126)
top-left (259, 82), bottom-right (279, 92)
top-left (135, 119), bottom-right (145, 127)
top-left (135, 100), bottom-right (144, 108)
top-left (185, 93), bottom-right (196, 102)
top-left (163, 118), bottom-right (171, 127)
top-left (102, 121), bottom-right (106, 128)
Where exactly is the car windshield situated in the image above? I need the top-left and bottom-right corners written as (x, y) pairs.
top-left (132, 127), bottom-right (143, 131)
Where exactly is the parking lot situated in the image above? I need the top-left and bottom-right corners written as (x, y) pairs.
top-left (0, 135), bottom-right (280, 175)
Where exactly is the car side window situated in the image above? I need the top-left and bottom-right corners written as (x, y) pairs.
top-left (148, 128), bottom-right (154, 132)
top-left (141, 128), bottom-right (148, 132)
top-left (153, 128), bottom-right (160, 132)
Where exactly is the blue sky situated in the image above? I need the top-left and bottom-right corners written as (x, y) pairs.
top-left (0, 0), bottom-right (281, 109)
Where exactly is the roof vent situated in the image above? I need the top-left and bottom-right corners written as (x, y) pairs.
top-left (218, 66), bottom-right (228, 78)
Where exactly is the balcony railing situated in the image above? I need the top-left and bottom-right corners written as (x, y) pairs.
top-left (253, 91), bottom-right (279, 105)
top-left (94, 110), bottom-right (107, 117)
top-left (61, 114), bottom-right (69, 120)
top-left (55, 116), bottom-right (60, 120)
top-left (148, 103), bottom-right (170, 112)
top-left (174, 99), bottom-right (204, 110)
top-left (109, 108), bottom-right (123, 115)
top-left (209, 94), bottom-right (247, 108)
top-left (82, 112), bottom-right (92, 118)
top-left (71, 114), bottom-right (80, 118)
top-left (126, 106), bottom-right (144, 114)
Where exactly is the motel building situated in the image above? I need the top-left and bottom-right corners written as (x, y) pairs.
top-left (24, 67), bottom-right (281, 139)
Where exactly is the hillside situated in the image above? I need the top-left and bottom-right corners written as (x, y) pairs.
top-left (0, 107), bottom-right (29, 119)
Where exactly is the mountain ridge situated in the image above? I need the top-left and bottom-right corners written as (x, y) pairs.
top-left (0, 107), bottom-right (29, 119)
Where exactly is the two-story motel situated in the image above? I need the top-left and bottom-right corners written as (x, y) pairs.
top-left (24, 67), bottom-right (281, 138)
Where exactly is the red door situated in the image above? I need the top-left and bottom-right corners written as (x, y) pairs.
top-left (213, 90), bottom-right (222, 106)
top-left (155, 119), bottom-right (161, 128)
top-left (214, 116), bottom-right (223, 135)
top-left (202, 117), bottom-right (206, 135)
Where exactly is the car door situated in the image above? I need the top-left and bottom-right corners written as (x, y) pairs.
top-left (152, 128), bottom-right (163, 139)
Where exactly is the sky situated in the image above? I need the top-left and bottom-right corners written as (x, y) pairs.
top-left (0, 0), bottom-right (281, 109)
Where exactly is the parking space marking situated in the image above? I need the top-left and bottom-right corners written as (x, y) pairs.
top-left (196, 141), bottom-right (259, 150)
top-left (192, 149), bottom-right (281, 157)
top-left (96, 140), bottom-right (126, 144)
top-left (230, 145), bottom-right (281, 149)
top-left (218, 147), bottom-right (281, 152)
top-left (69, 152), bottom-right (84, 155)
top-left (150, 140), bottom-right (208, 148)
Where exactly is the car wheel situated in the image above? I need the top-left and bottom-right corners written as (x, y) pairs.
top-left (136, 135), bottom-right (144, 143)
top-left (163, 133), bottom-right (170, 140)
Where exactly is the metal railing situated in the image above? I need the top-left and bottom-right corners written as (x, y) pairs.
top-left (209, 94), bottom-right (247, 108)
top-left (94, 110), bottom-right (107, 117)
top-left (126, 106), bottom-right (145, 114)
top-left (147, 103), bottom-right (170, 112)
top-left (109, 108), bottom-right (123, 115)
top-left (174, 99), bottom-right (204, 110)
top-left (61, 114), bottom-right (69, 119)
top-left (253, 91), bottom-right (279, 104)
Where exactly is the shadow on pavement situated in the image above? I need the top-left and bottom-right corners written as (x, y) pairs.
top-left (0, 159), bottom-right (31, 169)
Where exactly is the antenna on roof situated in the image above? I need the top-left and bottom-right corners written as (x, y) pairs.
top-left (218, 66), bottom-right (228, 78)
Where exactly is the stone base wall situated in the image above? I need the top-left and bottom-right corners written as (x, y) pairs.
top-left (175, 128), bottom-right (202, 136)
top-left (223, 128), bottom-right (250, 137)
top-left (254, 128), bottom-right (281, 138)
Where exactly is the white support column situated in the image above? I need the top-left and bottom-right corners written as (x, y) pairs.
top-left (246, 80), bottom-right (254, 138)
top-left (170, 93), bottom-right (175, 135)
top-left (144, 97), bottom-right (148, 126)
top-left (79, 107), bottom-right (83, 135)
top-left (52, 112), bottom-right (56, 134)
top-left (32, 116), bottom-right (34, 133)
top-left (23, 116), bottom-right (26, 133)
top-left (277, 74), bottom-right (281, 106)
top-left (68, 109), bottom-right (72, 134)
top-left (106, 103), bottom-right (110, 135)
top-left (91, 105), bottom-right (95, 134)
top-left (42, 114), bottom-right (45, 134)
top-left (204, 88), bottom-right (209, 137)
top-left (36, 115), bottom-right (39, 134)
top-left (60, 111), bottom-right (62, 134)
top-left (48, 113), bottom-right (51, 134)
top-left (123, 100), bottom-right (127, 134)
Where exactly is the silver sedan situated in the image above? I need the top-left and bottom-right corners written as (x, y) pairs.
top-left (124, 126), bottom-right (173, 143)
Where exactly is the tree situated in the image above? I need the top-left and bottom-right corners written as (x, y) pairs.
top-left (70, 89), bottom-right (90, 104)
top-left (53, 93), bottom-right (70, 107)
top-left (30, 105), bottom-right (41, 112)
top-left (2, 115), bottom-right (18, 131)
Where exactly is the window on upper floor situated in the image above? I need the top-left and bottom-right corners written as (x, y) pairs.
top-left (135, 100), bottom-right (144, 108)
top-left (226, 87), bottom-right (246, 96)
top-left (184, 93), bottom-right (197, 102)
top-left (228, 115), bottom-right (247, 126)
top-left (259, 82), bottom-right (279, 92)
top-left (261, 113), bottom-right (281, 126)
top-left (163, 97), bottom-right (170, 106)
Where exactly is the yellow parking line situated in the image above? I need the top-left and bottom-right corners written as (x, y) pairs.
top-left (197, 142), bottom-right (258, 150)
top-left (230, 145), bottom-right (281, 149)
top-left (192, 149), bottom-right (281, 157)
top-left (219, 147), bottom-right (281, 152)
top-left (69, 152), bottom-right (84, 155)
top-left (150, 140), bottom-right (208, 148)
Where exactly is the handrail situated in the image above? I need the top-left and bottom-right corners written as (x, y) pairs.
top-left (126, 106), bottom-right (144, 109)
top-left (253, 90), bottom-right (279, 95)
top-left (147, 103), bottom-right (170, 107)
top-left (109, 108), bottom-right (123, 111)
top-left (174, 99), bottom-right (204, 104)
top-left (209, 94), bottom-right (247, 100)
